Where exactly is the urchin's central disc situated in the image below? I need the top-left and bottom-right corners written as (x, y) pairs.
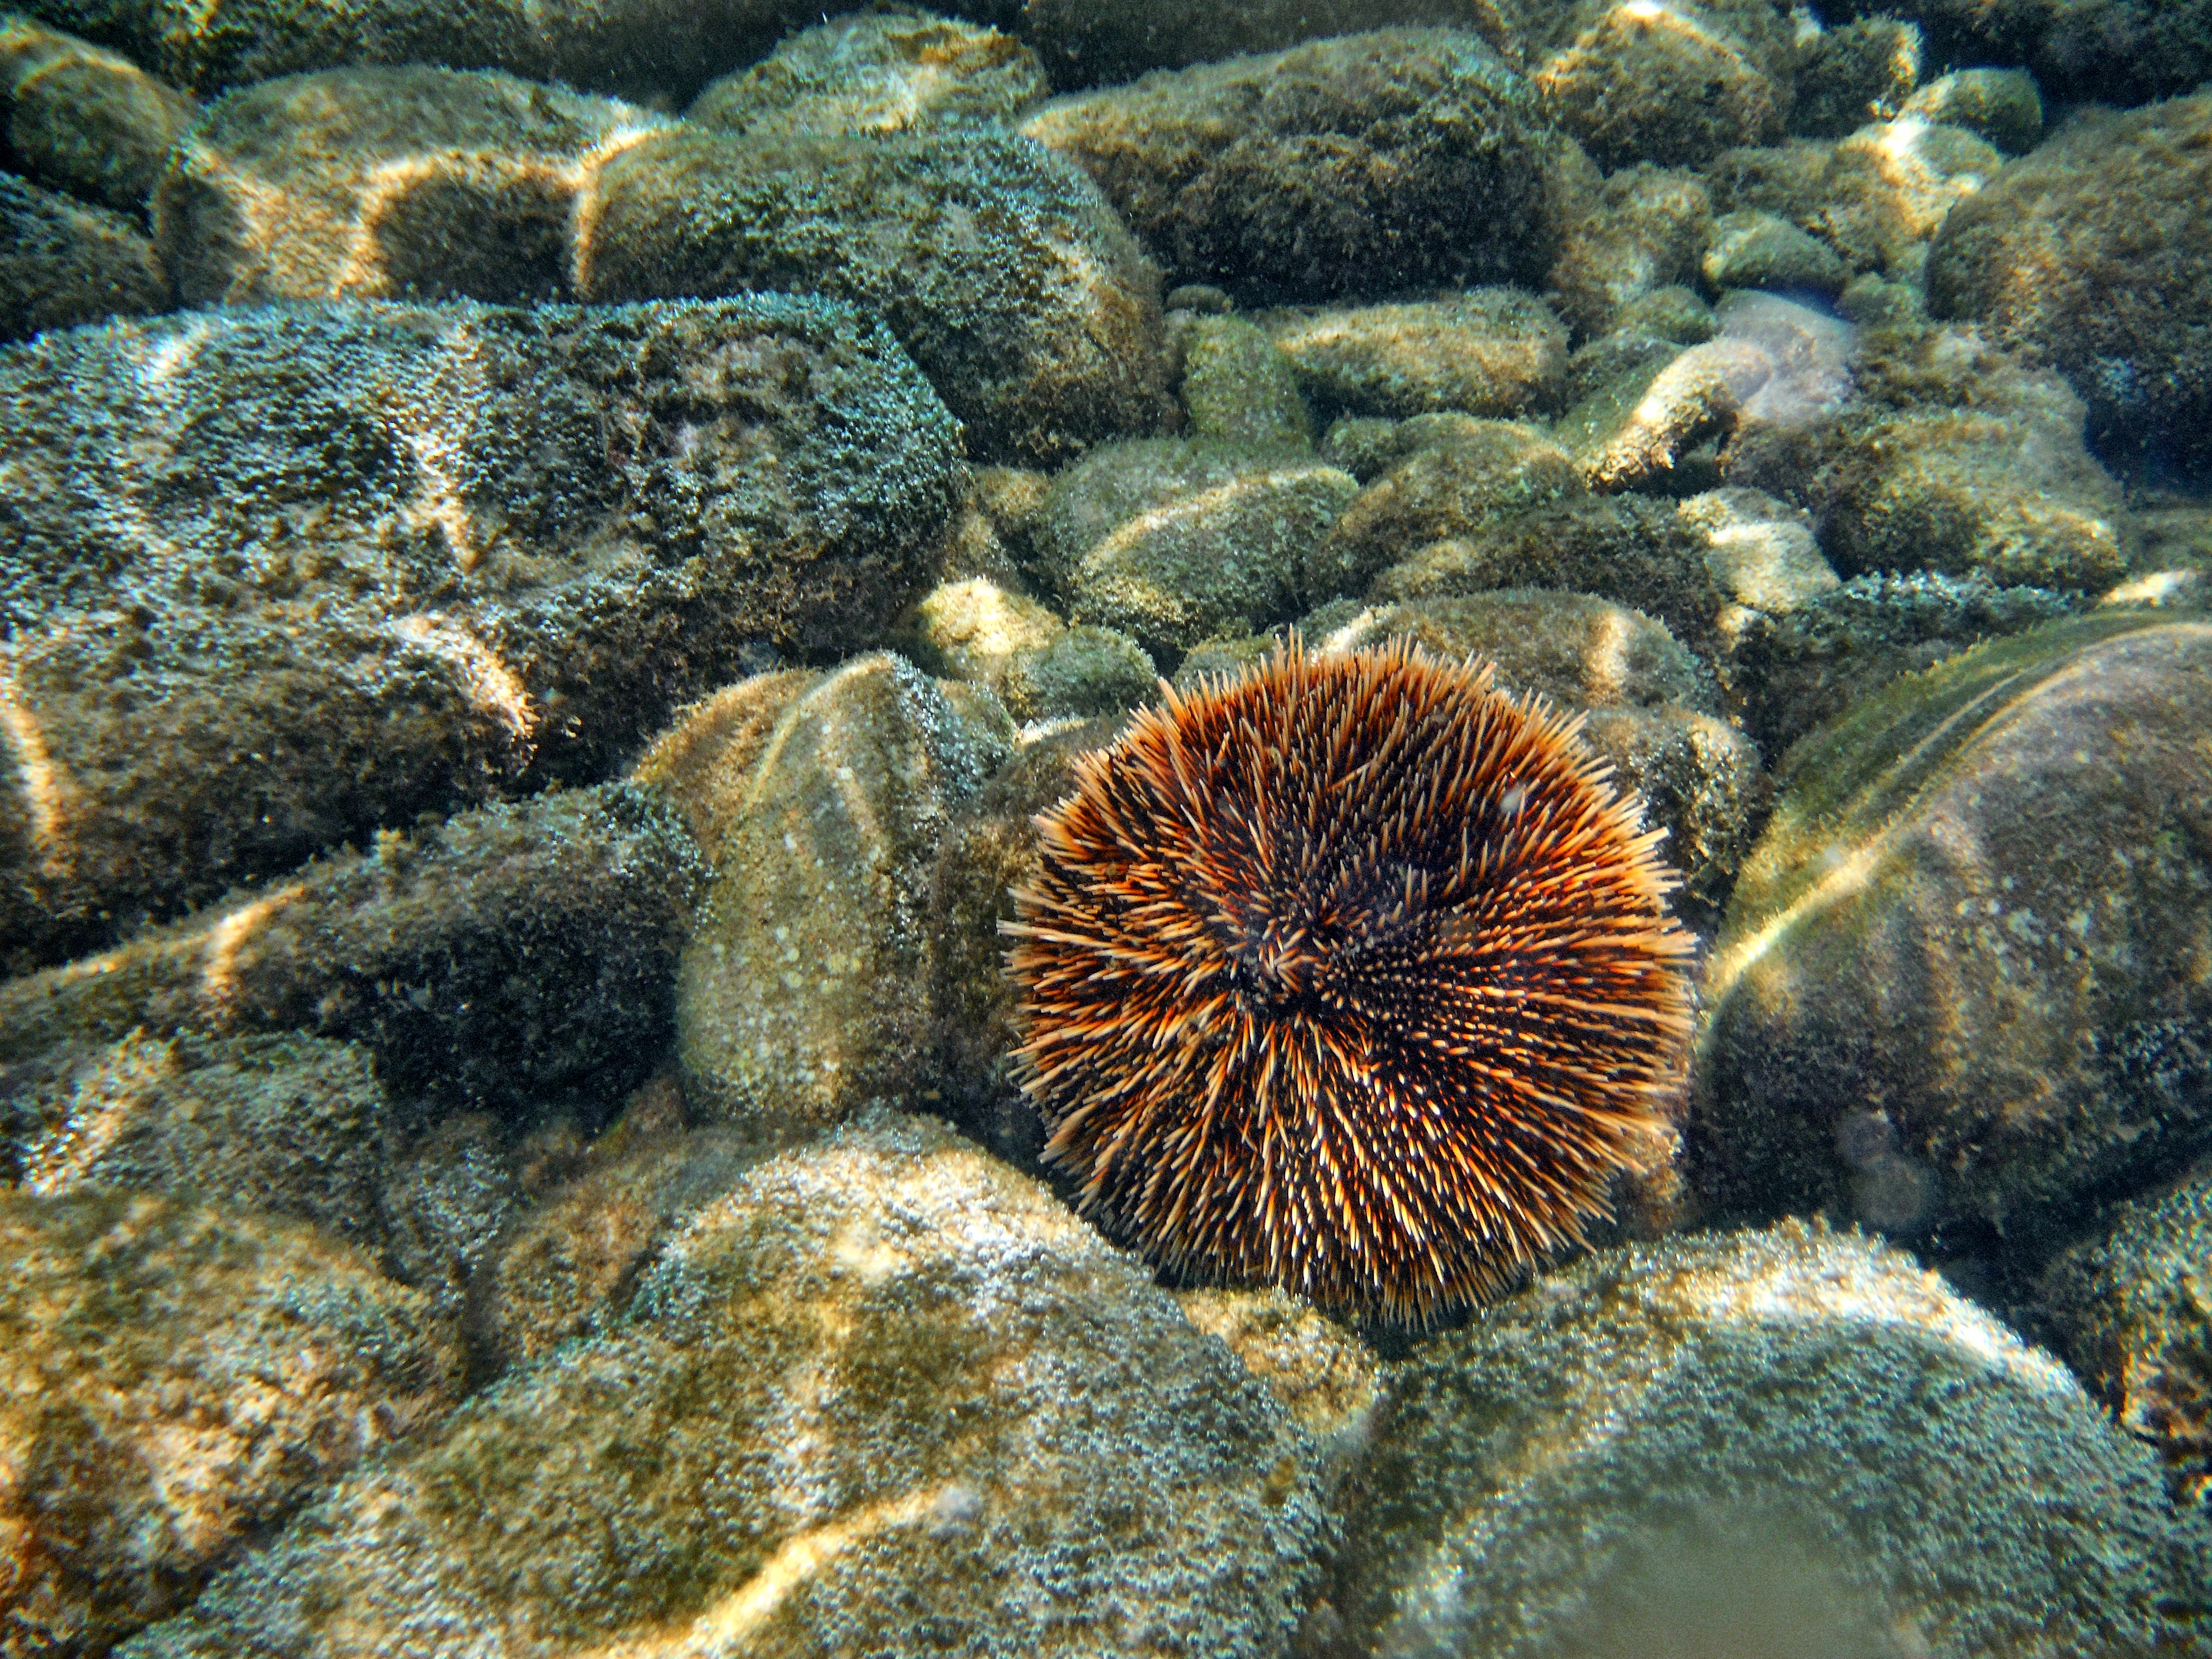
top-left (1003, 636), bottom-right (1693, 1322)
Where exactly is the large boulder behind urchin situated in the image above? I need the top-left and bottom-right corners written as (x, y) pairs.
top-left (1928, 93), bottom-right (2212, 481)
top-left (1023, 28), bottom-right (1563, 304)
top-left (0, 295), bottom-right (959, 965)
top-left (1322, 1221), bottom-right (2210, 1659)
top-left (115, 1118), bottom-right (1334, 1659)
top-left (1693, 613), bottom-right (2212, 1260)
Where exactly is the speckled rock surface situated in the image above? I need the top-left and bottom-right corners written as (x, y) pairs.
top-left (686, 8), bottom-right (1046, 137)
top-left (117, 1118), bottom-right (1333, 1659)
top-left (1700, 209), bottom-right (1850, 294)
top-left (1035, 439), bottom-right (1362, 661)
top-left (580, 122), bottom-right (1170, 466)
top-left (1899, 67), bottom-right (2041, 153)
top-left (1790, 14), bottom-right (1920, 140)
top-left (1176, 312), bottom-right (1313, 451)
top-left (1547, 163), bottom-right (1712, 337)
top-left (0, 13), bottom-right (198, 216)
top-left (0, 168), bottom-right (168, 339)
top-left (675, 654), bottom-right (1015, 1132)
top-left (1321, 1221), bottom-right (2210, 1659)
top-left (1815, 117), bottom-right (2000, 276)
top-left (1695, 613), bottom-right (2212, 1257)
top-left (1024, 29), bottom-right (1559, 304)
top-left (156, 66), bottom-right (1165, 465)
top-left (1321, 419), bottom-right (1585, 578)
top-left (1534, 0), bottom-right (1796, 170)
top-left (1314, 593), bottom-right (1765, 919)
top-left (0, 1030), bottom-right (392, 1247)
top-left (1260, 288), bottom-right (1568, 420)
top-left (1176, 1285), bottom-right (1382, 1486)
top-left (1928, 94), bottom-right (2212, 479)
top-left (2041, 1162), bottom-right (2212, 1508)
top-left (0, 784), bottom-right (706, 1112)
top-left (0, 1189), bottom-right (460, 1658)
top-left (0, 295), bottom-right (956, 962)
top-left (1820, 0), bottom-right (2212, 106)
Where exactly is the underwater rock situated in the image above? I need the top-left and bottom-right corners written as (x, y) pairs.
top-left (1612, 282), bottom-right (1717, 343)
top-left (1815, 117), bottom-right (2000, 276)
top-left (1321, 419), bottom-right (1585, 580)
top-left (0, 295), bottom-right (956, 961)
top-left (996, 625), bottom-right (1157, 721)
top-left (1789, 14), bottom-right (1921, 140)
top-left (0, 784), bottom-right (706, 1112)
top-left (1011, 0), bottom-right (1534, 89)
top-left (1699, 209), bottom-right (1850, 296)
top-left (157, 65), bottom-right (672, 306)
top-left (1322, 1220), bottom-right (2209, 1659)
top-left (1259, 289), bottom-right (1569, 421)
top-left (1546, 162), bottom-right (1713, 337)
top-left (685, 7), bottom-right (1046, 137)
top-left (1175, 1285), bottom-right (1382, 1491)
top-left (1369, 492), bottom-right (1730, 654)
top-left (378, 1111), bottom-right (517, 1329)
top-left (1534, 0), bottom-right (1796, 170)
top-left (1176, 312), bottom-right (1313, 452)
top-left (0, 1030), bottom-right (391, 1249)
top-left (1024, 28), bottom-right (1558, 303)
top-left (0, 1189), bottom-right (460, 1658)
top-left (2041, 1163), bottom-right (2212, 1510)
top-left (1695, 613), bottom-right (2212, 1257)
top-left (1567, 335), bottom-right (1768, 491)
top-left (1730, 324), bottom-right (2127, 593)
top-left (118, 1118), bottom-right (1331, 1659)
top-left (1675, 484), bottom-right (1840, 636)
top-left (1035, 439), bottom-right (1362, 661)
top-left (1820, 0), bottom-right (2212, 107)
top-left (1700, 137), bottom-right (1833, 225)
top-left (673, 654), bottom-right (1015, 1133)
top-left (580, 123), bottom-right (1169, 466)
top-left (1899, 67), bottom-right (2042, 153)
top-left (1928, 93), bottom-right (2212, 480)
top-left (16, 0), bottom-right (829, 105)
top-left (0, 14), bottom-right (198, 216)
top-left (158, 65), bottom-right (1165, 465)
top-left (1316, 593), bottom-right (1765, 919)
top-left (0, 168), bottom-right (168, 339)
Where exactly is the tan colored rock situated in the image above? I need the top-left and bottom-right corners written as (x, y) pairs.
top-left (123, 1119), bottom-right (1332, 1659)
top-left (1570, 336), bottom-right (1767, 489)
top-left (1815, 117), bottom-right (1999, 275)
top-left (0, 170), bottom-right (168, 342)
top-left (675, 654), bottom-right (1015, 1132)
top-left (0, 1190), bottom-right (459, 1657)
top-left (1547, 163), bottom-right (1713, 336)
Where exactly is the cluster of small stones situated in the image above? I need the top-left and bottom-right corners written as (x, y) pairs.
top-left (4, 0), bottom-right (2212, 1655)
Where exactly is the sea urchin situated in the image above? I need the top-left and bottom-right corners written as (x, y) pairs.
top-left (1003, 636), bottom-right (1694, 1322)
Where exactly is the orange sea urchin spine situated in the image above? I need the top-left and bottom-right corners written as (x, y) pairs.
top-left (1003, 636), bottom-right (1695, 1323)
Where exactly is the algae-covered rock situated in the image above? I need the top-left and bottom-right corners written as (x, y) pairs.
top-left (1700, 209), bottom-right (1850, 295)
top-left (674, 655), bottom-right (1015, 1133)
top-left (1815, 117), bottom-right (2000, 275)
top-left (1899, 67), bottom-right (2041, 153)
top-left (1035, 439), bottom-right (1362, 661)
top-left (1323, 1221), bottom-right (2209, 1659)
top-left (1, 1031), bottom-right (391, 1247)
top-left (2041, 1164), bottom-right (2212, 1508)
top-left (1695, 613), bottom-right (2212, 1256)
top-left (1790, 14), bottom-right (1921, 139)
top-left (1928, 93), bottom-right (2212, 479)
top-left (1675, 485), bottom-right (1839, 632)
top-left (1535, 0), bottom-right (1795, 170)
top-left (0, 13), bottom-right (198, 216)
top-left (580, 122), bottom-right (1169, 465)
top-left (1316, 592), bottom-right (1764, 917)
top-left (0, 1190), bottom-right (460, 1657)
top-left (1820, 0), bottom-right (2212, 107)
top-left (685, 7), bottom-right (1046, 137)
top-left (997, 625), bottom-right (1158, 721)
top-left (118, 1118), bottom-right (1332, 1659)
top-left (1178, 312), bottom-right (1312, 451)
top-left (1175, 1285), bottom-right (1382, 1487)
top-left (1566, 335), bottom-right (1769, 491)
top-left (1260, 288), bottom-right (1568, 420)
top-left (1024, 29), bottom-right (1558, 303)
top-left (1322, 420), bottom-right (1584, 578)
top-left (0, 295), bottom-right (957, 962)
top-left (0, 784), bottom-right (706, 1112)
top-left (0, 168), bottom-right (168, 340)
top-left (1547, 163), bottom-right (1713, 337)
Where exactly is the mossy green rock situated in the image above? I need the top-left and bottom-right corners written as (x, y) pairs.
top-left (1178, 313), bottom-right (1311, 452)
top-left (0, 296), bottom-right (955, 963)
top-left (1025, 28), bottom-right (1558, 303)
top-left (1535, 0), bottom-right (1795, 170)
top-left (675, 654), bottom-right (1015, 1133)
top-left (0, 1190), bottom-right (460, 1656)
top-left (1036, 439), bottom-right (1361, 661)
top-left (1547, 164), bottom-right (1713, 336)
top-left (0, 168), bottom-right (167, 341)
top-left (1322, 418), bottom-right (1584, 577)
top-left (1928, 93), bottom-right (2212, 479)
top-left (0, 13), bottom-right (198, 216)
top-left (1324, 1221), bottom-right (2208, 1659)
top-left (117, 1118), bottom-right (1332, 1659)
top-left (1695, 614), bottom-right (2212, 1255)
top-left (1261, 288), bottom-right (1568, 419)
top-left (2041, 1162), bottom-right (2212, 1508)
